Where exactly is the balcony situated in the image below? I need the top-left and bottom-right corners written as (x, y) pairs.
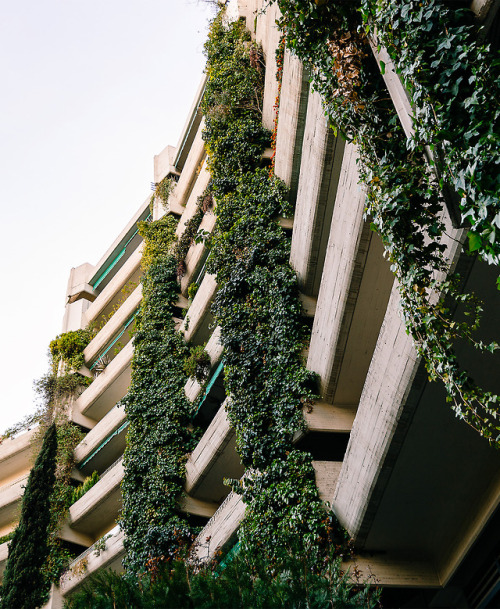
top-left (60, 527), bottom-right (125, 596)
top-left (67, 459), bottom-right (124, 543)
top-left (182, 273), bottom-right (217, 346)
top-left (83, 244), bottom-right (143, 330)
top-left (84, 285), bottom-right (142, 373)
top-left (0, 540), bottom-right (8, 581)
top-left (184, 326), bottom-right (224, 403)
top-left (75, 342), bottom-right (133, 422)
top-left (186, 399), bottom-right (243, 504)
top-left (191, 460), bottom-right (342, 562)
top-left (0, 428), bottom-right (36, 487)
top-left (0, 474), bottom-right (28, 532)
top-left (74, 404), bottom-right (127, 476)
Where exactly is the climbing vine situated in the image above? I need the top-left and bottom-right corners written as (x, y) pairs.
top-left (121, 214), bottom-right (200, 577)
top-left (271, 0), bottom-right (500, 442)
top-left (201, 12), bottom-right (346, 566)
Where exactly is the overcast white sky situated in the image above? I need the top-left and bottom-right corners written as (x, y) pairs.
top-left (0, 0), bottom-right (215, 433)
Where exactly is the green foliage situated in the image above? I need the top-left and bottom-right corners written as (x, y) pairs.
top-left (202, 10), bottom-right (328, 565)
top-left (271, 0), bottom-right (500, 442)
top-left (0, 532), bottom-right (14, 546)
top-left (49, 328), bottom-right (93, 374)
top-left (187, 282), bottom-right (199, 300)
top-left (122, 211), bottom-right (200, 576)
top-left (0, 424), bottom-right (58, 609)
top-left (64, 548), bottom-right (380, 608)
top-left (153, 176), bottom-right (174, 210)
top-left (70, 471), bottom-right (100, 505)
top-left (183, 344), bottom-right (211, 383)
top-left (172, 188), bottom-right (213, 278)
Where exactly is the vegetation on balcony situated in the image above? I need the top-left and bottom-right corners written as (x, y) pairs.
top-left (272, 0), bottom-right (500, 443)
top-left (69, 471), bottom-right (100, 505)
top-left (201, 11), bottom-right (347, 567)
top-left (64, 544), bottom-right (380, 608)
top-left (121, 214), bottom-right (200, 577)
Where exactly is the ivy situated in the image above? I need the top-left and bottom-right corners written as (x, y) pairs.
top-left (201, 11), bottom-right (344, 567)
top-left (121, 214), bottom-right (200, 577)
top-left (270, 0), bottom-right (500, 443)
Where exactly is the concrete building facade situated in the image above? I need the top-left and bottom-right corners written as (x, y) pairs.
top-left (1, 1), bottom-right (500, 607)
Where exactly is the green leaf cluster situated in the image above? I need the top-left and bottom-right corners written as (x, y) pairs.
top-left (121, 214), bottom-right (200, 576)
top-left (202, 11), bottom-right (331, 565)
top-left (270, 0), bottom-right (500, 443)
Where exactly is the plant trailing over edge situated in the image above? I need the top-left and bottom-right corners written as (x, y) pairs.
top-left (121, 213), bottom-right (200, 577)
top-left (64, 545), bottom-right (380, 608)
top-left (0, 423), bottom-right (57, 609)
top-left (270, 0), bottom-right (500, 443)
top-left (200, 10), bottom-right (348, 567)
top-left (184, 344), bottom-right (211, 384)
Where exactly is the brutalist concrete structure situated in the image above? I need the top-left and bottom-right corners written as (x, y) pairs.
top-left (1, 1), bottom-right (500, 607)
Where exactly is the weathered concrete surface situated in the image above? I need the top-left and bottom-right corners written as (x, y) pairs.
top-left (76, 342), bottom-right (133, 422)
top-left (170, 122), bottom-right (207, 211)
top-left (274, 50), bottom-right (309, 203)
top-left (185, 399), bottom-right (234, 496)
top-left (184, 326), bottom-right (224, 403)
top-left (313, 461), bottom-right (342, 504)
top-left (180, 211), bottom-right (216, 295)
top-left (259, 3), bottom-right (281, 131)
top-left (83, 244), bottom-right (143, 328)
top-left (0, 540), bottom-right (8, 580)
top-left (306, 143), bottom-right (369, 402)
top-left (0, 428), bottom-right (36, 487)
top-left (74, 404), bottom-right (126, 468)
top-left (332, 285), bottom-right (420, 538)
top-left (192, 491), bottom-right (246, 562)
top-left (182, 273), bottom-right (217, 344)
top-left (303, 402), bottom-right (356, 434)
top-left (290, 90), bottom-right (345, 296)
top-left (60, 528), bottom-right (125, 595)
top-left (84, 284), bottom-right (141, 366)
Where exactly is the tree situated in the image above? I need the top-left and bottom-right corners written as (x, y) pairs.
top-left (0, 423), bottom-right (58, 609)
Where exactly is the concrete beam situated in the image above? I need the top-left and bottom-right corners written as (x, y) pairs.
top-left (275, 50), bottom-right (310, 203)
top-left (179, 495), bottom-right (219, 519)
top-left (0, 428), bottom-right (36, 485)
top-left (191, 492), bottom-right (246, 563)
top-left (303, 402), bottom-right (356, 434)
top-left (306, 143), bottom-right (370, 403)
top-left (313, 460), bottom-right (342, 504)
top-left (0, 540), bottom-right (8, 580)
top-left (76, 342), bottom-right (133, 421)
top-left (290, 90), bottom-right (346, 297)
top-left (59, 524), bottom-right (94, 548)
top-left (343, 555), bottom-right (440, 588)
top-left (60, 529), bottom-right (125, 596)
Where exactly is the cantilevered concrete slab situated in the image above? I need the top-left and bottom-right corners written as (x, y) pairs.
top-left (60, 528), bottom-right (125, 596)
top-left (74, 404), bottom-right (127, 475)
top-left (306, 143), bottom-right (393, 404)
top-left (75, 342), bottom-right (133, 422)
top-left (182, 273), bottom-right (217, 345)
top-left (0, 428), bottom-right (36, 486)
top-left (83, 244), bottom-right (143, 329)
top-left (0, 474), bottom-right (28, 532)
top-left (274, 50), bottom-right (310, 203)
top-left (290, 90), bottom-right (346, 297)
top-left (68, 458), bottom-right (124, 541)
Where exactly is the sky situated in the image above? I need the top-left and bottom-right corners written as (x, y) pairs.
top-left (0, 0), bottom-right (216, 433)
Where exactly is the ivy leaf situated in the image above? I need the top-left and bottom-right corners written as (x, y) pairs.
top-left (468, 232), bottom-right (482, 253)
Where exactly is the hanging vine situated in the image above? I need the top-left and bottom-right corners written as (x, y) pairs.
top-left (201, 11), bottom-right (349, 567)
top-left (121, 214), bottom-right (200, 577)
top-left (271, 0), bottom-right (500, 443)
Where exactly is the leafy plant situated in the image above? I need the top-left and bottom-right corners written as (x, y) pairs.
top-left (70, 471), bottom-right (100, 505)
top-left (121, 212), bottom-right (200, 577)
top-left (183, 345), bottom-right (211, 383)
top-left (0, 424), bottom-right (58, 609)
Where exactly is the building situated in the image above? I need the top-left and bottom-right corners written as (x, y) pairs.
top-left (1, 0), bottom-right (500, 607)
